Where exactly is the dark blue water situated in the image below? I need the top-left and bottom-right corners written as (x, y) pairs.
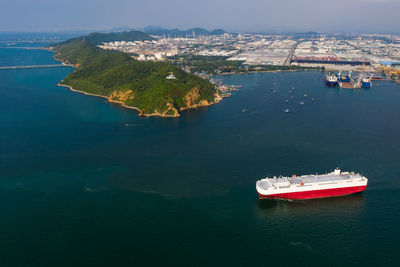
top-left (1, 47), bottom-right (400, 266)
top-left (0, 42), bottom-right (56, 48)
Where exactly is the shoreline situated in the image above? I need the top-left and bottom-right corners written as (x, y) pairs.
top-left (59, 82), bottom-right (223, 117)
top-left (57, 83), bottom-right (183, 117)
top-left (216, 69), bottom-right (321, 76)
top-left (59, 82), bottom-right (222, 118)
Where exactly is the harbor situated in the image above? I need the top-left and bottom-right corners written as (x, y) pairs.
top-left (324, 71), bottom-right (373, 89)
top-left (210, 77), bottom-right (242, 98)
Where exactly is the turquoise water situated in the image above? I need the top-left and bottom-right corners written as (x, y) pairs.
top-left (1, 47), bottom-right (400, 266)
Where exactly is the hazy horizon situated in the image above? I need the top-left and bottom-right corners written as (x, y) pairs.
top-left (2, 0), bottom-right (400, 34)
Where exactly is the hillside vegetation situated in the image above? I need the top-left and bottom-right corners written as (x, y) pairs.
top-left (52, 40), bottom-right (217, 116)
top-left (58, 30), bottom-right (154, 46)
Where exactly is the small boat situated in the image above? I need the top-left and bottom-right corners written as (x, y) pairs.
top-left (304, 93), bottom-right (307, 97)
top-left (273, 90), bottom-right (277, 94)
top-left (285, 99), bottom-right (289, 103)
top-left (299, 101), bottom-right (304, 105)
top-left (311, 98), bottom-right (315, 102)
top-left (284, 108), bottom-right (290, 113)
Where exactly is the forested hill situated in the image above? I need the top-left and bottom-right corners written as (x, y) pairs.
top-left (51, 40), bottom-right (218, 117)
top-left (58, 30), bottom-right (154, 46)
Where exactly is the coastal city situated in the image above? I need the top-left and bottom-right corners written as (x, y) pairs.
top-left (98, 32), bottom-right (400, 83)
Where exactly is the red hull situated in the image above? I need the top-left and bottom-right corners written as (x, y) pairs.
top-left (258, 185), bottom-right (367, 200)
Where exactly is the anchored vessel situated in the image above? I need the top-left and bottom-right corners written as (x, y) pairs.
top-left (338, 72), bottom-right (351, 83)
top-left (361, 76), bottom-right (372, 88)
top-left (256, 169), bottom-right (368, 200)
top-left (324, 72), bottom-right (373, 89)
top-left (324, 73), bottom-right (338, 87)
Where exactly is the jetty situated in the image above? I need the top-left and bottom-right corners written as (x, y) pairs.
top-left (0, 46), bottom-right (49, 50)
top-left (0, 64), bottom-right (73, 70)
top-left (339, 81), bottom-right (356, 89)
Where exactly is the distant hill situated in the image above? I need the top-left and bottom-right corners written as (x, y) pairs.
top-left (110, 26), bottom-right (135, 32)
top-left (51, 39), bottom-right (218, 117)
top-left (58, 30), bottom-right (154, 45)
top-left (143, 26), bottom-right (227, 37)
top-left (210, 29), bottom-right (226, 35)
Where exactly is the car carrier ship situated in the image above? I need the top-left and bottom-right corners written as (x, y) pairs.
top-left (256, 168), bottom-right (368, 200)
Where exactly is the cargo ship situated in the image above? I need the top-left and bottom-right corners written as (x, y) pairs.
top-left (337, 72), bottom-right (351, 82)
top-left (371, 74), bottom-right (383, 81)
top-left (325, 73), bottom-right (338, 87)
top-left (361, 76), bottom-right (372, 88)
top-left (256, 168), bottom-right (367, 200)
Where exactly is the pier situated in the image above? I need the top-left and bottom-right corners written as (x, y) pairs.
top-left (284, 42), bottom-right (298, 66)
top-left (0, 64), bottom-right (73, 70)
top-left (0, 46), bottom-right (49, 50)
top-left (339, 81), bottom-right (356, 89)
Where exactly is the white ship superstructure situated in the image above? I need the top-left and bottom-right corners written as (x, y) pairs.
top-left (256, 169), bottom-right (368, 200)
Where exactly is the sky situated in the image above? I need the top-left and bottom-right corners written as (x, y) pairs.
top-left (1, 0), bottom-right (399, 33)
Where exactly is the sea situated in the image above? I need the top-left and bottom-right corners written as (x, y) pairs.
top-left (1, 42), bottom-right (400, 266)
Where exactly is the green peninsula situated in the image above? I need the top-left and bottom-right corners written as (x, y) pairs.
top-left (51, 34), bottom-right (219, 117)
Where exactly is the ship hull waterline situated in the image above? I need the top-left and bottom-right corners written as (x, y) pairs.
top-left (324, 79), bottom-right (338, 87)
top-left (258, 185), bottom-right (367, 200)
